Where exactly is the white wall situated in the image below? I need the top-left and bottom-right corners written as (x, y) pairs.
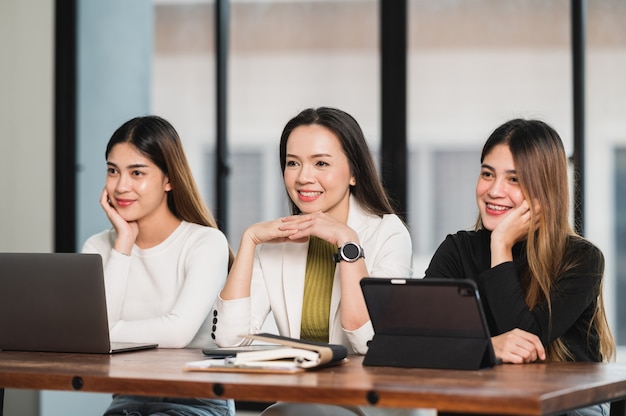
top-left (0, 0), bottom-right (54, 414)
top-left (0, 0), bottom-right (54, 252)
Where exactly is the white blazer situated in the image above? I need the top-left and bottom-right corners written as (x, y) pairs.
top-left (212, 197), bottom-right (413, 354)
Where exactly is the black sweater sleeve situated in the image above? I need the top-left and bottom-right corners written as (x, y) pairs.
top-left (425, 231), bottom-right (604, 361)
top-left (478, 241), bottom-right (603, 347)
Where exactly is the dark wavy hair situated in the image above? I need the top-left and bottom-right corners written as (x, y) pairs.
top-left (279, 107), bottom-right (395, 217)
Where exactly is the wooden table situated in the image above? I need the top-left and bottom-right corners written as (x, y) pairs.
top-left (1, 349), bottom-right (626, 415)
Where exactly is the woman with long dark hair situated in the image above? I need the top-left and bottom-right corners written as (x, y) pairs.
top-left (213, 107), bottom-right (419, 416)
top-left (425, 118), bottom-right (614, 416)
top-left (83, 115), bottom-right (234, 416)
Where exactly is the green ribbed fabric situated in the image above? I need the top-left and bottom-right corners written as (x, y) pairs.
top-left (300, 236), bottom-right (336, 343)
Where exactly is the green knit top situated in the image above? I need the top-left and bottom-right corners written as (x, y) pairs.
top-left (300, 236), bottom-right (337, 343)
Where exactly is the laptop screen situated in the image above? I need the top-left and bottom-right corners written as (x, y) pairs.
top-left (0, 252), bottom-right (156, 353)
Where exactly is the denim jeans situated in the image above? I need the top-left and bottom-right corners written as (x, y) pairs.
top-left (103, 395), bottom-right (235, 416)
top-left (260, 403), bottom-right (436, 416)
top-left (568, 402), bottom-right (610, 416)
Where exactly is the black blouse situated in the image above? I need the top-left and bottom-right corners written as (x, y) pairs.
top-left (424, 229), bottom-right (603, 362)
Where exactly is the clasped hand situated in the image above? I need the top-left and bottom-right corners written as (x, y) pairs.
top-left (491, 328), bottom-right (546, 364)
top-left (244, 212), bottom-right (357, 247)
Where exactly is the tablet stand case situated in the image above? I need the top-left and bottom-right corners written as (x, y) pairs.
top-left (363, 333), bottom-right (494, 370)
top-left (360, 277), bottom-right (498, 371)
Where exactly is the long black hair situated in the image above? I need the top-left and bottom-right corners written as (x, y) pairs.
top-left (279, 107), bottom-right (395, 216)
top-left (106, 115), bottom-right (234, 268)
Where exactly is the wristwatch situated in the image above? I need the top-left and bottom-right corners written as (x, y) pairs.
top-left (334, 242), bottom-right (365, 263)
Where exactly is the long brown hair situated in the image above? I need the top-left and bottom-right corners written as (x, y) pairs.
top-left (279, 107), bottom-right (395, 216)
top-left (106, 115), bottom-right (235, 268)
top-left (476, 119), bottom-right (614, 362)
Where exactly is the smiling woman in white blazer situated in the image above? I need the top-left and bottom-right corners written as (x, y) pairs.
top-left (213, 194), bottom-right (410, 354)
top-left (210, 107), bottom-right (422, 416)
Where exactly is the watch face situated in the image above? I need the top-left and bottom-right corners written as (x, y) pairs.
top-left (342, 243), bottom-right (360, 260)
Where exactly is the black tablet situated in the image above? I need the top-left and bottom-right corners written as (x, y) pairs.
top-left (360, 277), bottom-right (498, 370)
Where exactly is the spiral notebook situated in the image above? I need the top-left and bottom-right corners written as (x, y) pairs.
top-left (0, 252), bottom-right (157, 354)
top-left (187, 333), bottom-right (348, 373)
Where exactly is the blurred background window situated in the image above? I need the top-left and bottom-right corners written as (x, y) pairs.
top-left (74, 0), bottom-right (626, 360)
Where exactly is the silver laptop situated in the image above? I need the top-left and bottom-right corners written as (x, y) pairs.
top-left (0, 252), bottom-right (157, 354)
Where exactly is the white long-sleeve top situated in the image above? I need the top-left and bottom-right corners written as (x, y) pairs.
top-left (82, 221), bottom-right (228, 348)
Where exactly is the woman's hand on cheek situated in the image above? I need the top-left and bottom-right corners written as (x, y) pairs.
top-left (491, 328), bottom-right (546, 364)
top-left (282, 212), bottom-right (357, 246)
top-left (491, 200), bottom-right (532, 249)
top-left (99, 188), bottom-right (138, 255)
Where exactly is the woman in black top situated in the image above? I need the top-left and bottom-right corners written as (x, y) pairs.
top-left (425, 119), bottom-right (614, 369)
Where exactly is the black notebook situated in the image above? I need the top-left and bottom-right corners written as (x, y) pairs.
top-left (0, 252), bottom-right (157, 354)
top-left (360, 277), bottom-right (498, 370)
